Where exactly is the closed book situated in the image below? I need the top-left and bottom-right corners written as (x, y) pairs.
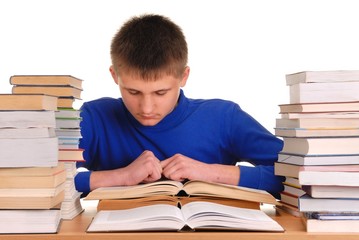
top-left (10, 75), bottom-right (83, 90)
top-left (276, 118), bottom-right (359, 128)
top-left (56, 118), bottom-right (81, 129)
top-left (0, 137), bottom-right (59, 167)
top-left (0, 209), bottom-right (62, 234)
top-left (0, 168), bottom-right (67, 188)
top-left (58, 97), bottom-right (75, 108)
top-left (277, 152), bottom-right (359, 166)
top-left (0, 127), bottom-right (56, 139)
top-left (289, 82), bottom-right (359, 104)
top-left (12, 85), bottom-right (82, 99)
top-left (275, 162), bottom-right (359, 186)
top-left (0, 94), bottom-right (57, 111)
top-left (275, 127), bottom-right (359, 137)
top-left (279, 101), bottom-right (359, 113)
top-left (299, 194), bottom-right (359, 212)
top-left (55, 129), bottom-right (82, 138)
top-left (302, 185), bottom-right (359, 199)
top-left (283, 184), bottom-right (305, 197)
top-left (0, 162), bottom-right (65, 177)
top-left (281, 112), bottom-right (359, 119)
top-left (281, 137), bottom-right (359, 155)
top-left (280, 192), bottom-right (299, 207)
top-left (0, 110), bottom-right (56, 128)
top-left (55, 108), bottom-right (81, 118)
top-left (58, 148), bottom-right (85, 161)
top-left (0, 182), bottom-right (65, 198)
top-left (286, 70), bottom-right (359, 86)
top-left (302, 213), bottom-right (359, 233)
top-left (0, 190), bottom-right (65, 209)
top-left (275, 201), bottom-right (302, 218)
top-left (298, 165), bottom-right (359, 186)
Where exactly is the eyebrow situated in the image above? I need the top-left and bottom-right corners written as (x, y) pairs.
top-left (124, 87), bottom-right (172, 93)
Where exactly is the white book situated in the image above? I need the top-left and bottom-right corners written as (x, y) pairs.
top-left (278, 153), bottom-right (359, 166)
top-left (0, 209), bottom-right (61, 234)
top-left (0, 127), bottom-right (56, 138)
top-left (303, 185), bottom-right (359, 199)
top-left (0, 137), bottom-right (58, 167)
top-left (299, 194), bottom-right (359, 212)
top-left (303, 214), bottom-right (359, 233)
top-left (286, 70), bottom-right (359, 86)
top-left (56, 118), bottom-right (81, 129)
top-left (289, 82), bottom-right (359, 104)
top-left (0, 110), bottom-right (56, 128)
top-left (87, 201), bottom-right (284, 232)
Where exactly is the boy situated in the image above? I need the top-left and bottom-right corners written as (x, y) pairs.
top-left (75, 14), bottom-right (284, 198)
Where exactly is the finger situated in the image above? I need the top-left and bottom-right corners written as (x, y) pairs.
top-left (160, 157), bottom-right (172, 168)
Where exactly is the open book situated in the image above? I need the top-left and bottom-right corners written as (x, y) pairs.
top-left (87, 201), bottom-right (284, 232)
top-left (85, 180), bottom-right (279, 209)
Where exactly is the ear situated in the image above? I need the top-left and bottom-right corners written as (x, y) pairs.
top-left (180, 66), bottom-right (190, 87)
top-left (109, 66), bottom-right (119, 85)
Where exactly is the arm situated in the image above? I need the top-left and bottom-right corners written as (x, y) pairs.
top-left (161, 154), bottom-right (240, 185)
top-left (89, 150), bottom-right (162, 190)
top-left (76, 150), bottom-right (162, 192)
top-left (75, 101), bottom-right (163, 194)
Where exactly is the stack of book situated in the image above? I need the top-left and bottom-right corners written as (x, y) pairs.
top-left (0, 94), bottom-right (64, 233)
top-left (10, 75), bottom-right (85, 220)
top-left (274, 70), bottom-right (359, 232)
top-left (85, 180), bottom-right (284, 232)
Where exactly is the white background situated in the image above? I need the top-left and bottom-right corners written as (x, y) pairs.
top-left (1, 0), bottom-right (358, 132)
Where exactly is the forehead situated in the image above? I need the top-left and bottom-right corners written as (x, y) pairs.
top-left (118, 71), bottom-right (180, 91)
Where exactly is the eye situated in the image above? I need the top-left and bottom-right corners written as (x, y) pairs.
top-left (128, 90), bottom-right (140, 95)
top-left (156, 90), bottom-right (167, 96)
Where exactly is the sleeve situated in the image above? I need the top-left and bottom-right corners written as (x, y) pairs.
top-left (74, 102), bottom-right (96, 194)
top-left (228, 104), bottom-right (285, 198)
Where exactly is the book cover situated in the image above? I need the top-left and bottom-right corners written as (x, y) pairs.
top-left (10, 75), bottom-right (83, 90)
top-left (0, 94), bottom-right (58, 111)
top-left (12, 85), bottom-right (82, 99)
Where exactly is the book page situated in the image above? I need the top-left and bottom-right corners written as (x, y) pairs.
top-left (86, 180), bottom-right (184, 200)
top-left (87, 204), bottom-right (186, 232)
top-left (181, 201), bottom-right (284, 231)
top-left (182, 180), bottom-right (278, 205)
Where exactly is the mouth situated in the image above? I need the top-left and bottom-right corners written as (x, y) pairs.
top-left (140, 115), bottom-right (156, 120)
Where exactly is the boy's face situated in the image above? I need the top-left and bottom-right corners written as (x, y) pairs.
top-left (110, 67), bottom-right (189, 126)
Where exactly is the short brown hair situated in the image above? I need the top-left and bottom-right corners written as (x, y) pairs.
top-left (110, 14), bottom-right (188, 80)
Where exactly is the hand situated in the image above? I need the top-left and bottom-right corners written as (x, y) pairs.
top-left (89, 150), bottom-right (162, 190)
top-left (161, 154), bottom-right (212, 182)
top-left (123, 150), bottom-right (163, 185)
top-left (161, 154), bottom-right (240, 185)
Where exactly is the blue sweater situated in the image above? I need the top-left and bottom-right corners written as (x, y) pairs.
top-left (75, 90), bottom-right (284, 197)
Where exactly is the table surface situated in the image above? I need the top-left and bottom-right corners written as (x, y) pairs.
top-left (1, 200), bottom-right (359, 240)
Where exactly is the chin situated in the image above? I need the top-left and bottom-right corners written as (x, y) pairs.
top-left (138, 119), bottom-right (161, 126)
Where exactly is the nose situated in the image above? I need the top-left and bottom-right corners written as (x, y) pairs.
top-left (140, 95), bottom-right (154, 114)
